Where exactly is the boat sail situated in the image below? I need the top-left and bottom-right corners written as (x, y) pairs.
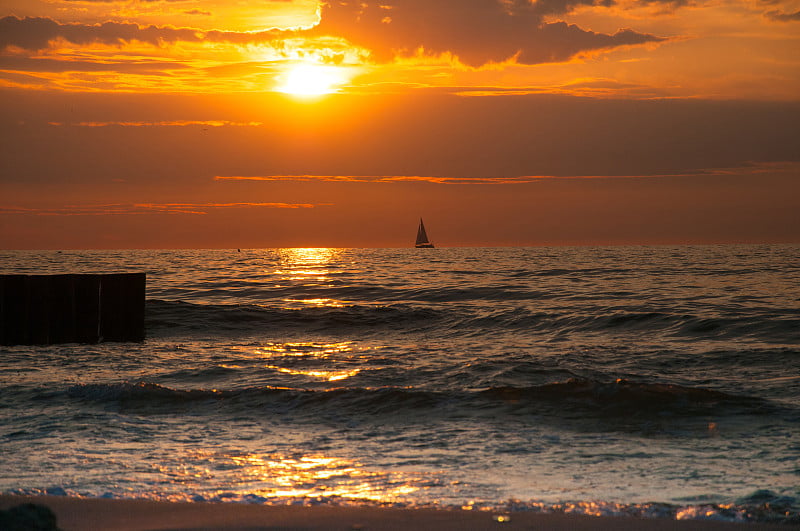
top-left (415, 218), bottom-right (435, 248)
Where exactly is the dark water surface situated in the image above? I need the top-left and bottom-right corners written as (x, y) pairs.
top-left (1, 246), bottom-right (798, 522)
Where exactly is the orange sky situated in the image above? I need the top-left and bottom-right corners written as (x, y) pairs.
top-left (1, 0), bottom-right (798, 248)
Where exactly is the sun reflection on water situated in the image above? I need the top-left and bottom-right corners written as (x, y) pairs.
top-left (253, 341), bottom-right (361, 359)
top-left (276, 248), bottom-right (341, 272)
top-left (282, 298), bottom-right (347, 307)
top-left (163, 451), bottom-right (420, 503)
top-left (272, 248), bottom-right (349, 308)
top-left (264, 364), bottom-right (361, 381)
top-left (243, 341), bottom-right (375, 383)
top-left (229, 453), bottom-right (419, 501)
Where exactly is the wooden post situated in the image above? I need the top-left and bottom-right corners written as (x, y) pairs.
top-left (0, 273), bottom-right (145, 345)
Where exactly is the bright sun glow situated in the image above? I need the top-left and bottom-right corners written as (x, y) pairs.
top-left (276, 64), bottom-right (346, 96)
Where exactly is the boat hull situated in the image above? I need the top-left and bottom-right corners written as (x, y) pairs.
top-left (415, 243), bottom-right (435, 248)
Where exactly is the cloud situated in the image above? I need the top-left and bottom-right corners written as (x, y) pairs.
top-left (0, 202), bottom-right (330, 216)
top-left (0, 16), bottom-right (200, 50)
top-left (1, 8), bottom-right (662, 67)
top-left (0, 55), bottom-right (189, 74)
top-left (216, 174), bottom-right (527, 183)
top-left (48, 120), bottom-right (265, 127)
top-left (529, 0), bottom-right (691, 16)
top-left (216, 174), bottom-right (556, 183)
top-left (0, 16), bottom-right (290, 52)
top-left (765, 9), bottom-right (800, 21)
top-left (55, 0), bottom-right (196, 2)
top-left (311, 0), bottom-right (663, 66)
top-left (3, 91), bottom-right (796, 182)
top-left (214, 162), bottom-right (800, 184)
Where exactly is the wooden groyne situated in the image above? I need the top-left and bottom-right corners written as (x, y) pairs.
top-left (0, 273), bottom-right (145, 345)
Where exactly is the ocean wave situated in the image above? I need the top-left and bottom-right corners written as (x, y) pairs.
top-left (65, 381), bottom-right (440, 411)
top-left (547, 310), bottom-right (800, 342)
top-left (145, 300), bottom-right (800, 343)
top-left (146, 299), bottom-right (441, 335)
top-left (67, 382), bottom-right (226, 402)
top-left (508, 267), bottom-right (635, 278)
top-left (65, 378), bottom-right (773, 421)
top-left (478, 378), bottom-right (765, 414)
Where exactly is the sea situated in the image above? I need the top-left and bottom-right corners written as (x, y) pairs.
top-left (1, 245), bottom-right (798, 524)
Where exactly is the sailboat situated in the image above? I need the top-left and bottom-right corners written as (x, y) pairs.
top-left (415, 218), bottom-right (435, 248)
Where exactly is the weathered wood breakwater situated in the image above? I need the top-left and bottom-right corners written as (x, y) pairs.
top-left (0, 273), bottom-right (145, 345)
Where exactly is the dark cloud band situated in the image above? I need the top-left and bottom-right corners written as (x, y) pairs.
top-left (1, 10), bottom-right (662, 67)
top-left (0, 16), bottom-right (287, 51)
top-left (312, 0), bottom-right (662, 65)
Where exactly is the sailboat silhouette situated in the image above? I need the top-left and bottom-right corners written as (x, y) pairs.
top-left (415, 218), bottom-right (435, 248)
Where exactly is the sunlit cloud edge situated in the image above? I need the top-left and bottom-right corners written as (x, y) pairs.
top-left (214, 162), bottom-right (800, 185)
top-left (0, 202), bottom-right (333, 216)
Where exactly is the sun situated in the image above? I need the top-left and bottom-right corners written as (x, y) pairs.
top-left (276, 64), bottom-right (346, 96)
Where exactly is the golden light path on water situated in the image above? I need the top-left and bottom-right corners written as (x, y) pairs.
top-left (156, 451), bottom-right (421, 503)
top-left (220, 341), bottom-right (374, 382)
top-left (256, 340), bottom-right (370, 381)
top-left (277, 247), bottom-right (340, 273)
top-left (162, 338), bottom-right (412, 502)
top-left (263, 364), bottom-right (361, 382)
top-left (228, 454), bottom-right (418, 500)
top-left (167, 249), bottom-right (414, 503)
top-left (253, 341), bottom-right (368, 358)
top-left (272, 248), bottom-right (352, 307)
top-left (282, 298), bottom-right (347, 307)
